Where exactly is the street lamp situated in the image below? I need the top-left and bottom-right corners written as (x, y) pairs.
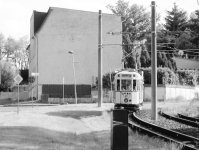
top-left (68, 51), bottom-right (77, 104)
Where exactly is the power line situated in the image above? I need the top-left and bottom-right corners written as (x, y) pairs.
top-left (102, 42), bottom-right (176, 47)
top-left (148, 51), bottom-right (199, 57)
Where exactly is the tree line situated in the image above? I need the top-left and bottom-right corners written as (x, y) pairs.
top-left (107, 0), bottom-right (199, 71)
top-left (0, 33), bottom-right (29, 70)
top-left (0, 33), bottom-right (29, 91)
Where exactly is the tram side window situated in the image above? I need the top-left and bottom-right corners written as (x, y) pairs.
top-left (133, 80), bottom-right (136, 91)
top-left (117, 80), bottom-right (120, 91)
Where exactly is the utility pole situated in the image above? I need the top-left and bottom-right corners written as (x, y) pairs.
top-left (0, 48), bottom-right (1, 85)
top-left (151, 1), bottom-right (157, 120)
top-left (98, 10), bottom-right (103, 107)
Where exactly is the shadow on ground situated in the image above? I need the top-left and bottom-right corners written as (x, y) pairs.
top-left (46, 110), bottom-right (103, 119)
top-left (0, 126), bottom-right (110, 150)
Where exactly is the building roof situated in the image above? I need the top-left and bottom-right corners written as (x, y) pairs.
top-left (32, 8), bottom-right (52, 37)
top-left (32, 7), bottom-right (118, 37)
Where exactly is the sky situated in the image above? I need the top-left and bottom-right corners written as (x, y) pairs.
top-left (0, 0), bottom-right (198, 40)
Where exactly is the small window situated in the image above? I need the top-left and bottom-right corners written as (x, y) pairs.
top-left (117, 80), bottom-right (120, 91)
top-left (133, 80), bottom-right (136, 91)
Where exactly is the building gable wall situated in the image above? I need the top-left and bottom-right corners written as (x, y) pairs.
top-left (35, 8), bottom-right (122, 85)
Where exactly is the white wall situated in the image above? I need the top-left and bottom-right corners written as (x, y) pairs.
top-left (144, 85), bottom-right (199, 101)
top-left (165, 85), bottom-right (196, 100)
top-left (36, 8), bottom-right (122, 85)
top-left (144, 85), bottom-right (166, 101)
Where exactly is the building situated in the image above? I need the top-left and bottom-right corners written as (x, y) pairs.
top-left (29, 7), bottom-right (122, 101)
top-left (173, 57), bottom-right (199, 70)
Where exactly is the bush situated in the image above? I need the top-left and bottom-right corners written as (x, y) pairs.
top-left (102, 72), bottom-right (116, 90)
top-left (177, 70), bottom-right (199, 86)
top-left (0, 62), bottom-right (16, 91)
top-left (142, 67), bottom-right (179, 85)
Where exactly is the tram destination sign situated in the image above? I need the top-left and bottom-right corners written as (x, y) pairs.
top-left (122, 74), bottom-right (131, 77)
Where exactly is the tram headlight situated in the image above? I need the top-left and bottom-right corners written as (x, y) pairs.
top-left (124, 98), bottom-right (128, 103)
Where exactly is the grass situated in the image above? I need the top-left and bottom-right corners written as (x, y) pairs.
top-left (0, 126), bottom-right (110, 150)
top-left (0, 126), bottom-right (181, 150)
top-left (129, 130), bottom-right (180, 150)
top-left (161, 99), bottom-right (199, 116)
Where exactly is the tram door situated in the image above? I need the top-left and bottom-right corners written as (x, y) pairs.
top-left (120, 79), bottom-right (132, 104)
top-left (114, 79), bottom-right (121, 104)
top-left (131, 79), bottom-right (140, 104)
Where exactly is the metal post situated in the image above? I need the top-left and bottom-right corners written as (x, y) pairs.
top-left (63, 77), bottom-right (64, 103)
top-left (151, 1), bottom-right (157, 120)
top-left (72, 54), bottom-right (77, 104)
top-left (0, 48), bottom-right (1, 84)
top-left (17, 83), bottom-right (19, 114)
top-left (98, 10), bottom-right (103, 107)
top-left (109, 70), bottom-right (112, 103)
top-left (32, 84), bottom-right (33, 107)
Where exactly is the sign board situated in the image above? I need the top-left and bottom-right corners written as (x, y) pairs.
top-left (14, 74), bottom-right (23, 84)
top-left (31, 72), bottom-right (39, 76)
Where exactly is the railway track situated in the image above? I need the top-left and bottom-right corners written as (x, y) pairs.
top-left (159, 111), bottom-right (199, 128)
top-left (178, 114), bottom-right (199, 123)
top-left (128, 112), bottom-right (199, 150)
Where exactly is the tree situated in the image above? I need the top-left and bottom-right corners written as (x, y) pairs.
top-left (103, 72), bottom-right (116, 90)
top-left (4, 37), bottom-right (19, 61)
top-left (0, 33), bottom-right (5, 55)
top-left (12, 36), bottom-right (29, 69)
top-left (0, 62), bottom-right (16, 91)
top-left (140, 45), bottom-right (151, 68)
top-left (164, 3), bottom-right (188, 31)
top-left (187, 10), bottom-right (199, 48)
top-left (145, 30), bottom-right (177, 70)
top-left (2, 36), bottom-right (29, 69)
top-left (175, 31), bottom-right (193, 49)
top-left (107, 0), bottom-right (150, 69)
top-left (188, 10), bottom-right (199, 34)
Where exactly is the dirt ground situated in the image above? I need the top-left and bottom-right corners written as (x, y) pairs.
top-left (0, 100), bottom-right (198, 134)
top-left (0, 103), bottom-right (114, 134)
top-left (0, 100), bottom-right (198, 149)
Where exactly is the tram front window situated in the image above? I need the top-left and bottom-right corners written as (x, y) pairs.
top-left (121, 79), bottom-right (132, 91)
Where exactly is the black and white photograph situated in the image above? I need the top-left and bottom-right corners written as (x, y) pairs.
top-left (0, 0), bottom-right (198, 149)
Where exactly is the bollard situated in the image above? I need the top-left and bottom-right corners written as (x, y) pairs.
top-left (111, 109), bottom-right (128, 150)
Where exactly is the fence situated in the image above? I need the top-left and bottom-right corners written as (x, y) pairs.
top-left (0, 91), bottom-right (29, 105)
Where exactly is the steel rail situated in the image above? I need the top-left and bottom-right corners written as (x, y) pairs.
top-left (159, 111), bottom-right (199, 128)
top-left (129, 113), bottom-right (199, 150)
top-left (178, 114), bottom-right (199, 123)
top-left (128, 123), bottom-right (190, 149)
top-left (128, 123), bottom-right (196, 150)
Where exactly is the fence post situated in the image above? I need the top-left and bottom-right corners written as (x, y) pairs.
top-left (111, 109), bottom-right (128, 150)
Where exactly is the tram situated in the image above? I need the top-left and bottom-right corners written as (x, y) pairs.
top-left (113, 69), bottom-right (144, 111)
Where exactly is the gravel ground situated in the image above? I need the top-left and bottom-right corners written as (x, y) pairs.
top-left (136, 99), bottom-right (199, 138)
